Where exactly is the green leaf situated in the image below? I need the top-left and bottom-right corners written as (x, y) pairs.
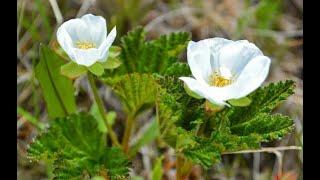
top-left (230, 113), bottom-right (294, 141)
top-left (105, 73), bottom-right (158, 117)
top-left (35, 45), bottom-right (76, 119)
top-left (211, 131), bottom-right (261, 152)
top-left (88, 63), bottom-right (104, 76)
top-left (228, 80), bottom-right (295, 126)
top-left (129, 119), bottom-right (159, 157)
top-left (176, 129), bottom-right (223, 169)
top-left (61, 61), bottom-right (87, 79)
top-left (101, 57), bottom-right (122, 69)
top-left (89, 103), bottom-right (117, 134)
top-left (117, 27), bottom-right (190, 75)
top-left (89, 103), bottom-right (108, 133)
top-left (151, 156), bottom-right (164, 180)
top-left (106, 111), bottom-right (117, 126)
top-left (163, 62), bottom-right (191, 77)
top-left (55, 113), bottom-right (106, 157)
top-left (228, 97), bottom-right (252, 107)
top-left (28, 113), bottom-right (130, 179)
top-left (109, 46), bottom-right (121, 57)
top-left (100, 46), bottom-right (122, 69)
top-left (101, 147), bottom-right (131, 179)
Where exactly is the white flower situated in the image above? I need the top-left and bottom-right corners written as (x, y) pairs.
top-left (179, 38), bottom-right (271, 106)
top-left (57, 14), bottom-right (116, 67)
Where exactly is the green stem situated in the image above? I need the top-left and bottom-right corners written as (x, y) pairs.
top-left (122, 115), bottom-right (134, 153)
top-left (87, 73), bottom-right (120, 147)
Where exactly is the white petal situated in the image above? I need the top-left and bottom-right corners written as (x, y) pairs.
top-left (217, 40), bottom-right (263, 75)
top-left (98, 26), bottom-right (117, 62)
top-left (230, 55), bottom-right (271, 99)
top-left (56, 25), bottom-right (76, 62)
top-left (179, 77), bottom-right (228, 106)
top-left (81, 14), bottom-right (107, 46)
top-left (187, 41), bottom-right (212, 84)
top-left (73, 48), bottom-right (101, 67)
top-left (197, 38), bottom-right (232, 72)
top-left (61, 19), bottom-right (91, 43)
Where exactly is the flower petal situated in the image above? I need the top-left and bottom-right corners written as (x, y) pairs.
top-left (198, 38), bottom-right (232, 72)
top-left (61, 19), bottom-right (91, 43)
top-left (98, 26), bottom-right (117, 62)
top-left (217, 40), bottom-right (263, 75)
top-left (56, 25), bottom-right (76, 61)
top-left (81, 14), bottom-right (107, 46)
top-left (72, 48), bottom-right (101, 67)
top-left (179, 77), bottom-right (228, 106)
top-left (230, 55), bottom-right (271, 99)
top-left (187, 41), bottom-right (212, 84)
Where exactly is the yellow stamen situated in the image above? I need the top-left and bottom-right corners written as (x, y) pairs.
top-left (76, 41), bottom-right (96, 49)
top-left (209, 73), bottom-right (232, 87)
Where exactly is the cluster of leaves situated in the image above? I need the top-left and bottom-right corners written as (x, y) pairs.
top-left (29, 26), bottom-right (295, 178)
top-left (157, 76), bottom-right (294, 168)
top-left (28, 113), bottom-right (130, 179)
top-left (102, 27), bottom-right (295, 168)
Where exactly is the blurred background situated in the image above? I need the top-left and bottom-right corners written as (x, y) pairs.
top-left (17, 0), bottom-right (303, 179)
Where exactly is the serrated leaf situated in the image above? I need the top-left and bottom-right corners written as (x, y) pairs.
top-left (105, 73), bottom-right (158, 118)
top-left (35, 45), bottom-right (76, 119)
top-left (54, 113), bottom-right (106, 157)
top-left (230, 113), bottom-right (294, 141)
top-left (176, 129), bottom-right (223, 168)
top-left (118, 27), bottom-right (190, 75)
top-left (27, 113), bottom-right (130, 179)
top-left (155, 77), bottom-right (295, 168)
top-left (88, 62), bottom-right (104, 76)
top-left (101, 147), bottom-right (131, 178)
top-left (228, 80), bottom-right (295, 126)
top-left (61, 61), bottom-right (87, 79)
top-left (163, 62), bottom-right (191, 77)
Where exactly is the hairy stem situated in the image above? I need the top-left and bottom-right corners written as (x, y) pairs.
top-left (122, 115), bottom-right (134, 153)
top-left (87, 73), bottom-right (120, 147)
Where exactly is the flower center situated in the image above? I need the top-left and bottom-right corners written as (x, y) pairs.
top-left (209, 73), bottom-right (233, 87)
top-left (76, 41), bottom-right (96, 49)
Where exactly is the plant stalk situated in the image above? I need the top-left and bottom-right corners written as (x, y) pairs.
top-left (87, 73), bottom-right (120, 147)
top-left (122, 115), bottom-right (134, 153)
